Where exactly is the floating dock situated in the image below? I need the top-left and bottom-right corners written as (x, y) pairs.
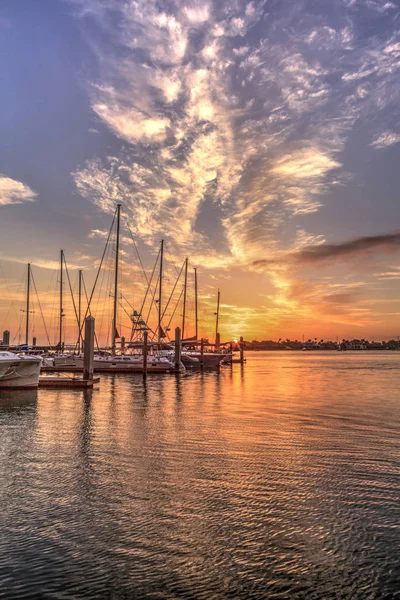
top-left (38, 376), bottom-right (101, 388)
top-left (41, 366), bottom-right (173, 374)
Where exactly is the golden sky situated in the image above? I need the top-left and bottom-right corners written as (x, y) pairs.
top-left (1, 0), bottom-right (400, 344)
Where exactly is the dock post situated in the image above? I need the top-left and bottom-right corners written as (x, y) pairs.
top-left (240, 336), bottom-right (244, 365)
top-left (33, 336), bottom-right (37, 347)
top-left (83, 316), bottom-right (95, 381)
top-left (175, 327), bottom-right (181, 371)
top-left (200, 338), bottom-right (204, 371)
top-left (215, 332), bottom-right (220, 351)
top-left (143, 330), bottom-right (148, 378)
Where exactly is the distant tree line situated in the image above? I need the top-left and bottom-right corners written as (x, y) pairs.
top-left (243, 338), bottom-right (400, 350)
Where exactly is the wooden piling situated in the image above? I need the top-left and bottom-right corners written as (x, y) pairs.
top-left (83, 316), bottom-right (95, 381)
top-left (143, 330), bottom-right (148, 377)
top-left (240, 336), bottom-right (244, 365)
top-left (215, 332), bottom-right (220, 351)
top-left (175, 327), bottom-right (181, 371)
top-left (200, 338), bottom-right (204, 370)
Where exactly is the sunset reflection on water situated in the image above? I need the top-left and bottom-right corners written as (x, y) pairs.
top-left (1, 352), bottom-right (399, 598)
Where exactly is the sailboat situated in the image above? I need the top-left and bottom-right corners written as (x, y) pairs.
top-left (158, 273), bottom-right (229, 368)
top-left (52, 205), bottom-right (174, 372)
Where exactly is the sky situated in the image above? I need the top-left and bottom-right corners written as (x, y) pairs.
top-left (1, 0), bottom-right (400, 345)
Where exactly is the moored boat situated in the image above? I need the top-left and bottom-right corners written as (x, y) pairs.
top-left (74, 353), bottom-right (174, 372)
top-left (0, 351), bottom-right (42, 388)
top-left (43, 352), bottom-right (174, 372)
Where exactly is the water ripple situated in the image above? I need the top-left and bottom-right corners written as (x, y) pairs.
top-left (0, 353), bottom-right (399, 598)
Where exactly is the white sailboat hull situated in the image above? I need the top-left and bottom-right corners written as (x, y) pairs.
top-left (0, 354), bottom-right (42, 388)
top-left (74, 355), bottom-right (174, 371)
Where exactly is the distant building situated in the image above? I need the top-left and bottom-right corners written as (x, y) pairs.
top-left (349, 340), bottom-right (367, 350)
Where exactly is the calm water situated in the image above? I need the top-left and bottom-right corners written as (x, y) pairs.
top-left (0, 352), bottom-right (399, 599)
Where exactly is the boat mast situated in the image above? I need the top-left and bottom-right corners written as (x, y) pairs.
top-left (112, 203), bottom-right (121, 354)
top-left (215, 288), bottom-right (220, 340)
top-left (59, 250), bottom-right (64, 351)
top-left (194, 267), bottom-right (198, 340)
top-left (182, 257), bottom-right (188, 340)
top-left (25, 263), bottom-right (31, 346)
top-left (78, 269), bottom-right (82, 353)
top-left (158, 239), bottom-right (164, 343)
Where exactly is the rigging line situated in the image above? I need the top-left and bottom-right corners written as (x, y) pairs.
top-left (124, 219), bottom-right (150, 285)
top-left (119, 291), bottom-right (134, 311)
top-left (161, 259), bottom-right (185, 322)
top-left (63, 257), bottom-right (79, 329)
top-left (166, 286), bottom-right (184, 333)
top-left (31, 270), bottom-right (51, 346)
top-left (130, 248), bottom-right (160, 341)
top-left (143, 275), bottom-right (158, 340)
top-left (93, 233), bottom-right (111, 343)
top-left (141, 249), bottom-right (161, 317)
top-left (118, 323), bottom-right (136, 330)
top-left (117, 298), bottom-right (132, 320)
top-left (82, 274), bottom-right (100, 352)
top-left (165, 246), bottom-right (181, 278)
top-left (78, 209), bottom-right (116, 342)
top-left (64, 256), bottom-right (81, 352)
top-left (41, 267), bottom-right (57, 344)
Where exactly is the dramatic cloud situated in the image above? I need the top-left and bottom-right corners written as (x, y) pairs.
top-left (71, 0), bottom-right (400, 266)
top-left (296, 232), bottom-right (400, 262)
top-left (253, 231), bottom-right (400, 267)
top-left (67, 0), bottom-right (400, 337)
top-left (0, 176), bottom-right (37, 206)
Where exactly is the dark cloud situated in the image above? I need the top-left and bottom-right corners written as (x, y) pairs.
top-left (297, 232), bottom-right (400, 262)
top-left (253, 231), bottom-right (400, 267)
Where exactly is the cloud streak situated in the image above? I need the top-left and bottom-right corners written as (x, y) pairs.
top-left (253, 231), bottom-right (400, 267)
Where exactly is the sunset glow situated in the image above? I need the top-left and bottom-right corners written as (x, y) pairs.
top-left (1, 0), bottom-right (400, 344)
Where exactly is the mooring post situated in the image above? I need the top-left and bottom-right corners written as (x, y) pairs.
top-left (240, 336), bottom-right (244, 365)
top-left (83, 316), bottom-right (95, 381)
top-left (215, 332), bottom-right (220, 351)
top-left (143, 330), bottom-right (148, 377)
top-left (175, 327), bottom-right (181, 371)
top-left (200, 338), bottom-right (204, 370)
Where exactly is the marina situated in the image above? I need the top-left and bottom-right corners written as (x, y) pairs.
top-left (1, 351), bottom-right (399, 598)
top-left (0, 205), bottom-right (245, 389)
top-left (1, 0), bottom-right (400, 597)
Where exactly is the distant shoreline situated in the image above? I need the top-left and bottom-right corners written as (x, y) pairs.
top-left (244, 347), bottom-right (400, 352)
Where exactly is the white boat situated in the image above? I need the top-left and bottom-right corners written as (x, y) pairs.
top-left (184, 351), bottom-right (228, 368)
top-left (48, 353), bottom-right (173, 372)
top-left (0, 351), bottom-right (42, 388)
top-left (160, 349), bottom-right (227, 368)
top-left (48, 354), bottom-right (77, 367)
top-left (79, 354), bottom-right (174, 371)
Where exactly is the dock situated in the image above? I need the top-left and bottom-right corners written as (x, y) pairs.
top-left (41, 365), bottom-right (173, 374)
top-left (39, 376), bottom-right (101, 388)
